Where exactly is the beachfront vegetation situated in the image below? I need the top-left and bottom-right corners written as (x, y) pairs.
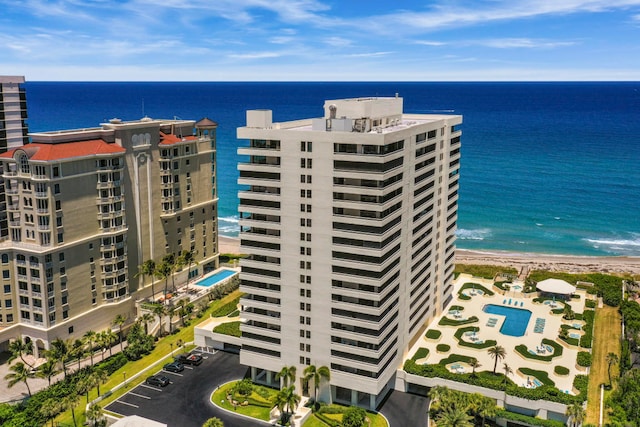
top-left (425, 329), bottom-right (442, 339)
top-left (529, 271), bottom-right (623, 306)
top-left (454, 264), bottom-right (517, 280)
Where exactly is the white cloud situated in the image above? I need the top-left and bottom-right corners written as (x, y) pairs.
top-left (415, 40), bottom-right (446, 46)
top-left (344, 51), bottom-right (393, 58)
top-left (227, 51), bottom-right (283, 59)
top-left (323, 36), bottom-right (352, 48)
top-left (474, 38), bottom-right (577, 49)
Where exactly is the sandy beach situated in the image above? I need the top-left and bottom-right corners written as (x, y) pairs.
top-left (220, 235), bottom-right (640, 275)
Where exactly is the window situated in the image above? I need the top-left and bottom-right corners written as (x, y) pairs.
top-left (301, 175), bottom-right (306, 183)
top-left (59, 253), bottom-right (65, 261)
top-left (306, 204), bottom-right (312, 213)
top-left (61, 295), bottom-right (67, 305)
top-left (300, 159), bottom-right (306, 168)
top-left (56, 217), bottom-right (62, 227)
top-left (53, 167), bottom-right (60, 177)
top-left (1, 254), bottom-right (8, 264)
top-left (307, 141), bottom-right (312, 152)
top-left (57, 233), bottom-right (64, 243)
top-left (55, 200), bottom-right (61, 210)
top-left (54, 184), bottom-right (60, 194)
top-left (300, 329), bottom-right (305, 337)
top-left (2, 270), bottom-right (9, 279)
top-left (6, 314), bottom-right (13, 322)
top-left (3, 285), bottom-right (10, 293)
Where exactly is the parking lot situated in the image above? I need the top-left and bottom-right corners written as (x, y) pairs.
top-left (105, 350), bottom-right (266, 427)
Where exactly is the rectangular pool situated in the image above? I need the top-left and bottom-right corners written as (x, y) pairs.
top-left (194, 269), bottom-right (238, 287)
top-left (482, 304), bottom-right (532, 337)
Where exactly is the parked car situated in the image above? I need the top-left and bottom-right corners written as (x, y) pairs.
top-left (146, 375), bottom-right (170, 387)
top-left (174, 353), bottom-right (203, 366)
top-left (163, 362), bottom-right (184, 373)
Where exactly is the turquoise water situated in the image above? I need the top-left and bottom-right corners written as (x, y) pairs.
top-left (483, 304), bottom-right (532, 337)
top-left (24, 82), bottom-right (640, 256)
top-left (195, 269), bottom-right (237, 287)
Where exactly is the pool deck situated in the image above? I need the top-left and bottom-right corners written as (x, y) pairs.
top-left (408, 274), bottom-right (591, 394)
top-left (191, 267), bottom-right (240, 290)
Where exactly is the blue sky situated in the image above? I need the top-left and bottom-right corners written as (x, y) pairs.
top-left (2, 0), bottom-right (640, 81)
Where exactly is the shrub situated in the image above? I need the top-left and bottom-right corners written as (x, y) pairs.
top-left (519, 368), bottom-right (555, 386)
top-left (234, 378), bottom-right (253, 396)
top-left (413, 347), bottom-right (430, 360)
top-left (439, 316), bottom-right (479, 326)
top-left (580, 310), bottom-right (595, 348)
top-left (459, 282), bottom-right (495, 296)
top-left (342, 406), bottom-right (367, 427)
top-left (425, 329), bottom-right (441, 339)
top-left (436, 344), bottom-right (450, 352)
top-left (554, 366), bottom-right (570, 376)
top-left (495, 409), bottom-right (564, 427)
top-left (494, 281), bottom-right (511, 291)
top-left (577, 352), bottom-right (592, 367)
top-left (213, 321), bottom-right (241, 337)
top-left (123, 322), bottom-right (155, 360)
top-left (454, 326), bottom-right (497, 349)
top-left (450, 305), bottom-right (464, 311)
top-left (585, 299), bottom-right (596, 308)
top-left (515, 339), bottom-right (563, 362)
top-left (95, 352), bottom-right (127, 375)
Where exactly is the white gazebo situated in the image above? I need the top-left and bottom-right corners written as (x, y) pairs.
top-left (536, 278), bottom-right (576, 299)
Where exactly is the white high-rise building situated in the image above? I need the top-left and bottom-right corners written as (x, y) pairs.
top-left (237, 96), bottom-right (462, 409)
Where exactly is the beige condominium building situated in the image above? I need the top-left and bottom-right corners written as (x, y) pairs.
top-left (236, 96), bottom-right (462, 409)
top-left (0, 117), bottom-right (219, 357)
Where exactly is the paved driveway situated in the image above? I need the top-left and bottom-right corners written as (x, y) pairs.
top-left (105, 350), bottom-right (266, 427)
top-left (378, 389), bottom-right (429, 427)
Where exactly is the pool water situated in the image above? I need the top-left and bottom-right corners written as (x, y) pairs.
top-left (195, 269), bottom-right (238, 287)
top-left (482, 305), bottom-right (532, 337)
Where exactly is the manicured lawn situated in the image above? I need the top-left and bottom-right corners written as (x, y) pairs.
top-left (56, 290), bottom-right (242, 426)
top-left (304, 410), bottom-right (389, 427)
top-left (213, 320), bottom-right (241, 337)
top-left (211, 381), bottom-right (275, 421)
top-left (585, 305), bottom-right (621, 425)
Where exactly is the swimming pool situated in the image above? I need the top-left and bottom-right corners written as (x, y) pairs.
top-left (194, 269), bottom-right (238, 287)
top-left (482, 305), bottom-right (532, 337)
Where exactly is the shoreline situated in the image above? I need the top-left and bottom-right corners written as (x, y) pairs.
top-left (218, 235), bottom-right (640, 275)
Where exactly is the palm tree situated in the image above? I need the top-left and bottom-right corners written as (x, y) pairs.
top-left (469, 358), bottom-right (481, 378)
top-left (179, 249), bottom-right (198, 292)
top-left (49, 337), bottom-right (71, 378)
top-left (135, 259), bottom-right (157, 301)
top-left (303, 365), bottom-right (330, 402)
top-left (84, 330), bottom-right (97, 366)
top-left (153, 304), bottom-right (167, 335)
top-left (162, 253), bottom-right (177, 293)
top-left (77, 373), bottom-right (94, 404)
top-left (487, 345), bottom-right (506, 374)
top-left (4, 361), bottom-right (35, 396)
top-left (428, 386), bottom-right (449, 412)
top-left (274, 385), bottom-right (301, 422)
top-left (70, 338), bottom-right (86, 370)
top-left (8, 337), bottom-right (34, 368)
top-left (566, 403), bottom-right (585, 427)
top-left (202, 417), bottom-right (224, 427)
top-left (113, 314), bottom-right (127, 351)
top-left (502, 363), bottom-right (513, 385)
top-left (140, 312), bottom-right (155, 335)
top-left (606, 352), bottom-right (619, 386)
top-left (435, 405), bottom-right (474, 427)
top-left (93, 368), bottom-right (109, 396)
top-left (167, 304), bottom-right (176, 333)
top-left (85, 403), bottom-right (104, 427)
top-left (276, 365), bottom-right (297, 388)
top-left (64, 392), bottom-right (81, 427)
top-left (41, 398), bottom-right (63, 427)
top-left (155, 260), bottom-right (173, 303)
top-left (36, 358), bottom-right (60, 386)
top-left (475, 395), bottom-right (497, 427)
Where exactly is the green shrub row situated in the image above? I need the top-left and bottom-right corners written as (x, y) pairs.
top-left (580, 310), bottom-right (595, 348)
top-left (438, 315), bottom-right (479, 326)
top-left (554, 366), bottom-right (570, 375)
top-left (425, 329), bottom-right (441, 339)
top-left (403, 360), bottom-right (587, 404)
top-left (439, 354), bottom-right (478, 365)
top-left (459, 282), bottom-right (495, 296)
top-left (519, 368), bottom-right (555, 386)
top-left (412, 347), bottom-right (430, 361)
top-left (577, 351), bottom-right (592, 367)
top-left (450, 305), bottom-right (464, 311)
top-left (453, 326), bottom-right (497, 349)
top-left (315, 412), bottom-right (341, 427)
top-left (585, 299), bottom-right (596, 308)
top-left (495, 409), bottom-right (565, 427)
top-left (494, 281), bottom-right (510, 290)
top-left (95, 352), bottom-right (128, 375)
top-left (514, 338), bottom-right (563, 362)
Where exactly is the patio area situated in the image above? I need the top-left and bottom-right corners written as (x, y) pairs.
top-left (409, 273), bottom-right (591, 394)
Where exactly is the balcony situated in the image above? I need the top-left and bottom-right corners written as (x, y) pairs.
top-left (7, 205), bottom-right (20, 211)
top-left (34, 191), bottom-right (48, 198)
top-left (9, 221), bottom-right (20, 227)
top-left (38, 224), bottom-right (51, 231)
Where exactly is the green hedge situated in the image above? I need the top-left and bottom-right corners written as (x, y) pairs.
top-left (213, 321), bottom-right (241, 337)
top-left (425, 329), bottom-right (441, 339)
top-left (495, 409), bottom-right (565, 427)
top-left (412, 347), bottom-right (430, 361)
top-left (577, 351), bottom-right (592, 367)
top-left (211, 297), bottom-right (240, 317)
top-left (459, 282), bottom-right (495, 296)
top-left (585, 299), bottom-right (596, 308)
top-left (439, 315), bottom-right (479, 326)
top-left (439, 354), bottom-right (478, 365)
top-left (554, 366), bottom-right (570, 376)
top-left (403, 360), bottom-right (587, 404)
top-left (454, 326), bottom-right (497, 349)
top-left (580, 310), bottom-right (595, 348)
top-left (450, 305), bottom-right (464, 311)
top-left (494, 281), bottom-right (511, 291)
top-left (436, 344), bottom-right (450, 352)
top-left (519, 368), bottom-right (555, 386)
top-left (515, 339), bottom-right (563, 362)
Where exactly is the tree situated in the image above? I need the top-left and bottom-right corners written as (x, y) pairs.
top-left (435, 406), bottom-right (473, 427)
top-left (303, 365), bottom-right (330, 402)
top-left (4, 361), bottom-right (35, 396)
top-left (85, 403), bottom-right (105, 427)
top-left (274, 385), bottom-right (300, 424)
top-left (606, 352), bottom-right (619, 386)
top-left (63, 392), bottom-right (81, 427)
top-left (502, 363), bottom-right (513, 385)
top-left (84, 330), bottom-right (97, 366)
top-left (113, 314), bottom-right (127, 352)
top-left (566, 403), bottom-right (585, 427)
top-left (276, 365), bottom-right (297, 388)
top-left (474, 395), bottom-right (497, 427)
top-left (49, 337), bottom-right (71, 378)
top-left (469, 358), bottom-right (481, 378)
top-left (162, 253), bottom-right (177, 293)
top-left (76, 373), bottom-right (94, 404)
top-left (135, 259), bottom-right (157, 301)
top-left (167, 304), bottom-right (176, 334)
top-left (153, 304), bottom-right (167, 335)
top-left (178, 249), bottom-right (198, 293)
top-left (342, 406), bottom-right (367, 427)
top-left (140, 312), bottom-right (155, 335)
top-left (202, 417), bottom-right (224, 427)
top-left (36, 358), bottom-right (60, 386)
top-left (41, 398), bottom-right (63, 427)
top-left (93, 369), bottom-right (109, 396)
top-left (8, 337), bottom-right (34, 368)
top-left (155, 260), bottom-right (173, 303)
top-left (487, 345), bottom-right (506, 374)
top-left (70, 338), bottom-right (86, 370)
top-left (100, 329), bottom-right (117, 359)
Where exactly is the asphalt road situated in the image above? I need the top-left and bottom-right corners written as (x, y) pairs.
top-left (105, 350), bottom-right (266, 427)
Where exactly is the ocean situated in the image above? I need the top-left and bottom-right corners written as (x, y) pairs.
top-left (23, 82), bottom-right (640, 257)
